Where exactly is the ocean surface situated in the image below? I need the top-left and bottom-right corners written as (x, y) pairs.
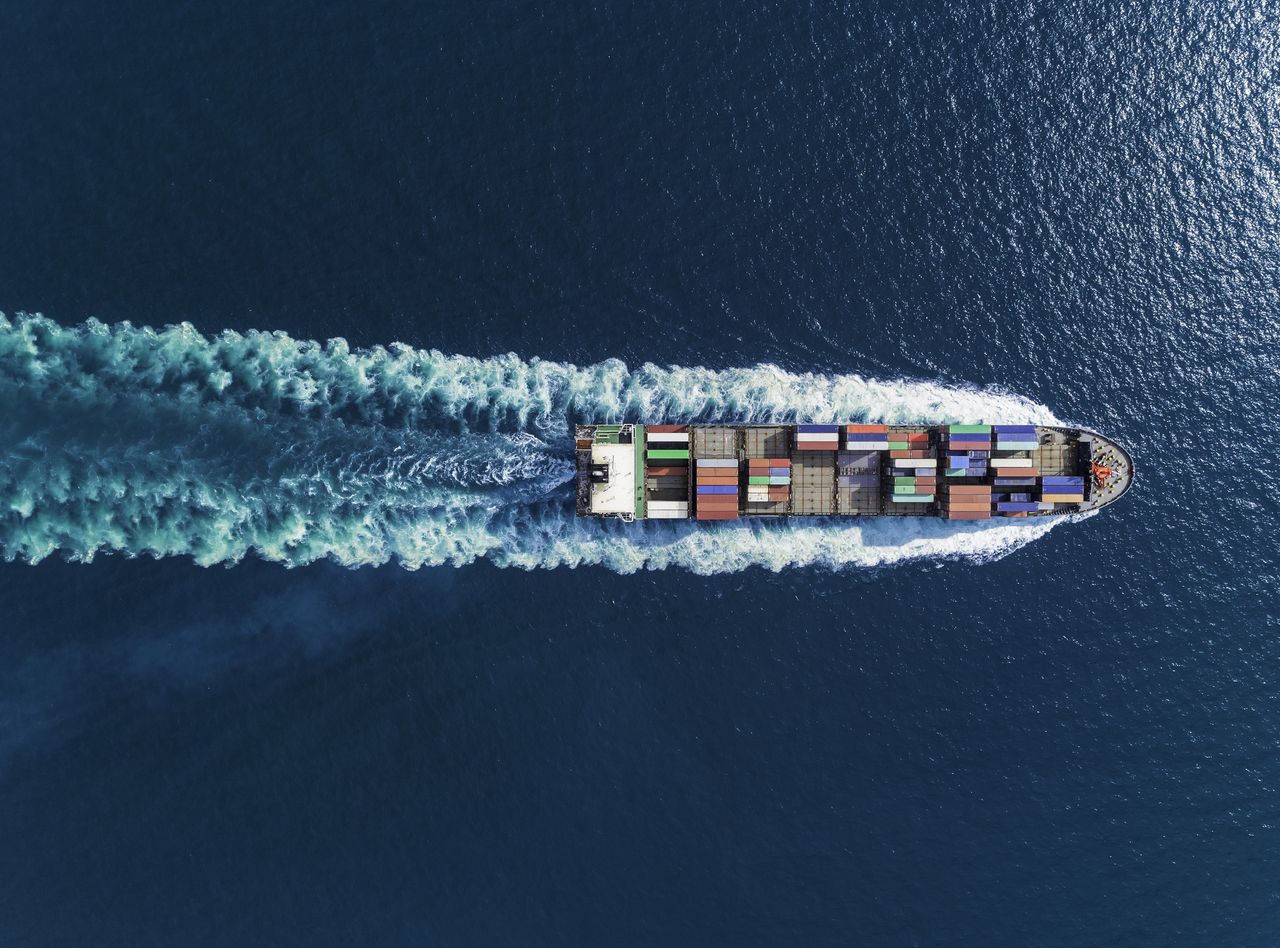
top-left (1, 0), bottom-right (1278, 944)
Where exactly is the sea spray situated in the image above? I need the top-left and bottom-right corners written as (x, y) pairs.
top-left (0, 313), bottom-right (1060, 432)
top-left (0, 313), bottom-right (1067, 570)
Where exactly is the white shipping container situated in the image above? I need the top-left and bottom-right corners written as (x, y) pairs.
top-left (892, 458), bottom-right (938, 468)
top-left (991, 458), bottom-right (1034, 468)
top-left (647, 501), bottom-right (689, 511)
top-left (646, 509), bottom-right (688, 519)
top-left (695, 458), bottom-right (737, 468)
top-left (646, 432), bottom-right (690, 443)
top-left (796, 432), bottom-right (838, 441)
top-left (845, 441), bottom-right (890, 450)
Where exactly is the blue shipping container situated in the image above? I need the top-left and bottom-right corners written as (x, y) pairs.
top-left (797, 424), bottom-right (839, 433)
top-left (997, 502), bottom-right (1041, 512)
top-left (697, 485), bottom-right (737, 494)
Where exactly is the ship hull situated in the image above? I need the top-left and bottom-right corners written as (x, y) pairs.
top-left (575, 423), bottom-right (1133, 522)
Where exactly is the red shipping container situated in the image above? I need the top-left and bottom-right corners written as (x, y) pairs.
top-left (696, 510), bottom-right (738, 520)
top-left (646, 424), bottom-right (689, 433)
top-left (846, 424), bottom-right (888, 433)
top-left (946, 510), bottom-right (991, 520)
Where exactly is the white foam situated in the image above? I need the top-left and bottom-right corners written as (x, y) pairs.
top-left (0, 312), bottom-right (1073, 572)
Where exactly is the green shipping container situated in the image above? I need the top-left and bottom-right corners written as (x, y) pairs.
top-left (647, 449), bottom-right (689, 460)
top-left (748, 476), bottom-right (770, 485)
top-left (948, 424), bottom-right (991, 434)
top-left (887, 441), bottom-right (909, 450)
top-left (893, 476), bottom-right (918, 485)
top-left (945, 468), bottom-right (966, 476)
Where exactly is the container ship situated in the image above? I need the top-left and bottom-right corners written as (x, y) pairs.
top-left (575, 424), bottom-right (1133, 522)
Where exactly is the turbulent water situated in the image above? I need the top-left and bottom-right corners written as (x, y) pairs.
top-left (1, 312), bottom-right (1067, 570)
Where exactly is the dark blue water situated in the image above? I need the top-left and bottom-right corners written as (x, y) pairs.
top-left (2, 0), bottom-right (1278, 944)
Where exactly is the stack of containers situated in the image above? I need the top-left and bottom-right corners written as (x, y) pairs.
top-left (994, 425), bottom-right (1039, 451)
top-left (891, 472), bottom-right (936, 504)
top-left (945, 484), bottom-right (992, 520)
top-left (890, 428), bottom-right (937, 475)
top-left (946, 425), bottom-right (991, 478)
top-left (844, 424), bottom-right (890, 450)
top-left (695, 458), bottom-right (739, 520)
top-left (795, 424), bottom-right (840, 450)
top-left (1041, 475), bottom-right (1085, 504)
top-left (996, 493), bottom-right (1042, 516)
top-left (644, 425), bottom-right (690, 518)
top-left (990, 457), bottom-right (1040, 477)
top-left (746, 458), bottom-right (790, 506)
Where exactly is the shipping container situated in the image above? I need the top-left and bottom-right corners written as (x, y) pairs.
top-left (990, 458), bottom-right (1034, 468)
top-left (946, 510), bottom-right (991, 520)
top-left (696, 510), bottom-right (738, 520)
top-left (648, 449), bottom-right (690, 460)
top-left (697, 485), bottom-right (737, 495)
top-left (948, 425), bottom-right (992, 434)
top-left (695, 458), bottom-right (737, 468)
top-left (892, 494), bottom-right (934, 503)
top-left (644, 424), bottom-right (689, 433)
top-left (846, 424), bottom-right (888, 433)
top-left (997, 502), bottom-right (1041, 512)
top-left (1040, 493), bottom-right (1085, 503)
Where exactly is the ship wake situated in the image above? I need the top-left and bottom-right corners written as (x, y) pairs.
top-left (0, 313), bottom-right (1070, 572)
